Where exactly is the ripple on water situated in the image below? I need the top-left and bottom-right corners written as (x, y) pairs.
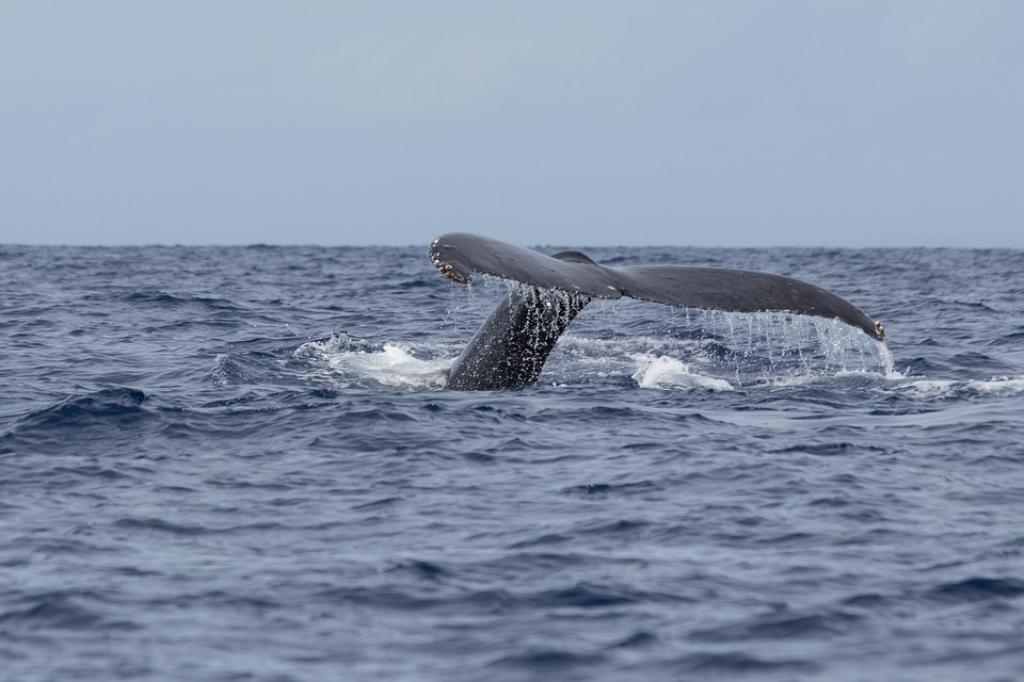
top-left (3, 245), bottom-right (1024, 681)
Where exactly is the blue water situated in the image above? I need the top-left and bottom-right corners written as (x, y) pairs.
top-left (2, 244), bottom-right (1023, 681)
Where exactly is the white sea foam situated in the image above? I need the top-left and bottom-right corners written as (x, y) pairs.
top-left (288, 321), bottom-right (929, 395)
top-left (211, 353), bottom-right (232, 386)
top-left (295, 336), bottom-right (451, 389)
top-left (630, 354), bottom-right (734, 391)
top-left (900, 375), bottom-right (1024, 397)
top-left (331, 344), bottom-right (450, 389)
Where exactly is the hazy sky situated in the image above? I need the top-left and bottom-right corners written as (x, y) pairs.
top-left (2, 2), bottom-right (1021, 247)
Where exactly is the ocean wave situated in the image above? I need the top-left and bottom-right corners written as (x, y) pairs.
top-left (8, 388), bottom-right (148, 433)
top-left (5, 245), bottom-right (1024, 681)
top-left (690, 609), bottom-right (865, 641)
top-left (112, 517), bottom-right (284, 535)
top-left (658, 652), bottom-right (821, 675)
top-left (0, 591), bottom-right (136, 632)
top-left (83, 289), bottom-right (246, 311)
top-left (927, 577), bottom-right (1024, 603)
top-left (900, 376), bottom-right (1024, 398)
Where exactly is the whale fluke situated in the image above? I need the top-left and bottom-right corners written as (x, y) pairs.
top-left (429, 232), bottom-right (885, 390)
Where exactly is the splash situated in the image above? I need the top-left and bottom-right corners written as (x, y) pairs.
top-left (693, 310), bottom-right (895, 384)
top-left (294, 335), bottom-right (451, 390)
top-left (551, 309), bottom-right (895, 388)
top-left (631, 354), bottom-right (734, 391)
top-left (211, 354), bottom-right (232, 386)
top-left (295, 287), bottom-right (898, 392)
top-left (438, 278), bottom-right (897, 389)
top-left (875, 341), bottom-right (902, 379)
top-left (328, 344), bottom-right (450, 389)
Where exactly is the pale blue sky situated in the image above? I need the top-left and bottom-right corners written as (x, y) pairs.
top-left (2, 2), bottom-right (1021, 247)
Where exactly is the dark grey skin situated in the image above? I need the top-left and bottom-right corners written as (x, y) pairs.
top-left (430, 233), bottom-right (885, 390)
top-left (446, 254), bottom-right (592, 390)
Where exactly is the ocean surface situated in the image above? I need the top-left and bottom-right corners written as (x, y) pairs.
top-left (2, 244), bottom-right (1023, 681)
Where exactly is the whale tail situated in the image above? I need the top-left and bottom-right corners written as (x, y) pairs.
top-left (446, 283), bottom-right (590, 390)
top-left (431, 233), bottom-right (885, 390)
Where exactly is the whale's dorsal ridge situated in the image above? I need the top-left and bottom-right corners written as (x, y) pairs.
top-left (550, 250), bottom-right (597, 265)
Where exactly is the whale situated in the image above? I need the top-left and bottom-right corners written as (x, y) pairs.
top-left (429, 233), bottom-right (885, 390)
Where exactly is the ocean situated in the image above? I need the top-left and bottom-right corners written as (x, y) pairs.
top-left (1, 244), bottom-right (1022, 681)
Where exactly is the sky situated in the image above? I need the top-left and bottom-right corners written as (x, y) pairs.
top-left (1, 2), bottom-right (1021, 247)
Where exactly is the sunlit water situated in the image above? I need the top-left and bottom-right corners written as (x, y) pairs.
top-left (2, 245), bottom-right (1023, 681)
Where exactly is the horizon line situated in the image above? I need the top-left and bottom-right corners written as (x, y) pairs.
top-left (2, 241), bottom-right (1021, 252)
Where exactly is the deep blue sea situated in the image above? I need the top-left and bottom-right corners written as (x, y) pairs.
top-left (2, 244), bottom-right (1023, 681)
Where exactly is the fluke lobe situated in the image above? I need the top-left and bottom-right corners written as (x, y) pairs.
top-left (429, 233), bottom-right (885, 391)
